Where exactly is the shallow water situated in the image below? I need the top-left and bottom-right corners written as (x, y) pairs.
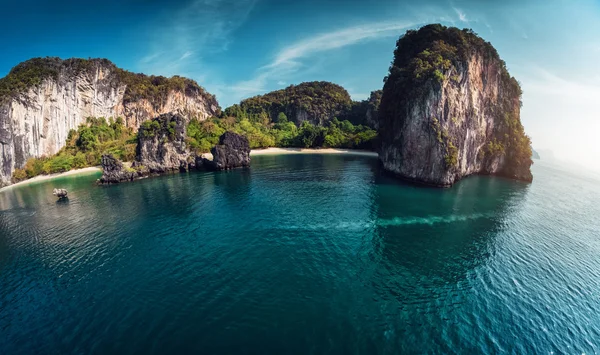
top-left (1, 154), bottom-right (599, 354)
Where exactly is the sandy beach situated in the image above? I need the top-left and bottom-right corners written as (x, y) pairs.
top-left (0, 148), bottom-right (378, 192)
top-left (0, 166), bottom-right (101, 192)
top-left (250, 147), bottom-right (378, 157)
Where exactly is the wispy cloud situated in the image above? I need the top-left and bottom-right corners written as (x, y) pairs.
top-left (138, 0), bottom-right (256, 76)
top-left (453, 7), bottom-right (468, 23)
top-left (226, 20), bottom-right (418, 100)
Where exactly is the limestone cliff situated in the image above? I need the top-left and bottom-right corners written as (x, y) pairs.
top-left (0, 57), bottom-right (220, 186)
top-left (379, 24), bottom-right (533, 186)
top-left (99, 115), bottom-right (250, 184)
top-left (134, 113), bottom-right (194, 174)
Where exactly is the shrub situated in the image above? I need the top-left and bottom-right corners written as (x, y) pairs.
top-left (11, 169), bottom-right (27, 183)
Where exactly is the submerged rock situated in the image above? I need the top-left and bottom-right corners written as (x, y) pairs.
top-left (206, 132), bottom-right (251, 170)
top-left (52, 188), bottom-right (68, 198)
top-left (378, 24), bottom-right (533, 187)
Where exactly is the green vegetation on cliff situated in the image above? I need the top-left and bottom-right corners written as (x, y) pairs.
top-left (224, 81), bottom-right (353, 125)
top-left (11, 117), bottom-right (135, 182)
top-left (9, 79), bottom-right (378, 183)
top-left (0, 57), bottom-right (219, 110)
top-left (186, 115), bottom-right (376, 153)
top-left (223, 81), bottom-right (381, 130)
top-left (379, 24), bottom-right (532, 176)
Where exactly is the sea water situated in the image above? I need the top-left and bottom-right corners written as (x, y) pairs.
top-left (1, 154), bottom-right (599, 354)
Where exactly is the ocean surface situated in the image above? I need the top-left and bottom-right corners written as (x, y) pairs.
top-left (1, 154), bottom-right (599, 354)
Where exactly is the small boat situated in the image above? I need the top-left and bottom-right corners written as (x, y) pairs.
top-left (53, 188), bottom-right (68, 199)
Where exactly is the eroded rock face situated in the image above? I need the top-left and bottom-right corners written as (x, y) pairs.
top-left (99, 154), bottom-right (142, 184)
top-left (0, 58), bottom-right (220, 186)
top-left (379, 24), bottom-right (533, 186)
top-left (208, 132), bottom-right (251, 170)
top-left (134, 113), bottom-right (194, 173)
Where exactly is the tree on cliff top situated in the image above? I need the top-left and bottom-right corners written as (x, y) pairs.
top-left (224, 81), bottom-right (353, 125)
top-left (379, 23), bottom-right (532, 176)
top-left (0, 57), bottom-right (219, 112)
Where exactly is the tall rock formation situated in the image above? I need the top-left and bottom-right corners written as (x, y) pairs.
top-left (134, 113), bottom-right (193, 173)
top-left (207, 132), bottom-right (251, 170)
top-left (379, 24), bottom-right (533, 186)
top-left (0, 57), bottom-right (220, 186)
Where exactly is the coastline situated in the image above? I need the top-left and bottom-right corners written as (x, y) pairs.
top-left (250, 147), bottom-right (378, 157)
top-left (0, 148), bottom-right (378, 192)
top-left (0, 167), bottom-right (101, 192)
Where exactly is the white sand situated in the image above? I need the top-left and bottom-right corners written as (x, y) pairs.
top-left (1, 148), bottom-right (377, 191)
top-left (250, 147), bottom-right (378, 157)
top-left (0, 167), bottom-right (101, 192)
top-left (202, 147), bottom-right (378, 160)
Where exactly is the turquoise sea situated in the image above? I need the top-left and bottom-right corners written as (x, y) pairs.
top-left (1, 154), bottom-right (599, 354)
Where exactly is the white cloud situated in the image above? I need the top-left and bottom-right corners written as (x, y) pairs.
top-left (180, 51), bottom-right (194, 60)
top-left (453, 7), bottom-right (468, 23)
top-left (225, 20), bottom-right (418, 100)
top-left (138, 0), bottom-right (256, 76)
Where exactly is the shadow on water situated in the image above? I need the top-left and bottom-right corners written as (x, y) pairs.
top-left (369, 173), bottom-right (530, 287)
top-left (55, 198), bottom-right (69, 205)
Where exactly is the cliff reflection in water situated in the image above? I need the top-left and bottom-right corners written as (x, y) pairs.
top-left (370, 174), bottom-right (529, 285)
top-left (0, 154), bottom-right (540, 354)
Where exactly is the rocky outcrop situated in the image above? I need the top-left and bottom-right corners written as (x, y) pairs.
top-left (99, 154), bottom-right (143, 184)
top-left (0, 57), bottom-right (220, 186)
top-left (532, 149), bottom-right (540, 160)
top-left (379, 24), bottom-right (533, 186)
top-left (205, 132), bottom-right (251, 170)
top-left (52, 188), bottom-right (68, 199)
top-left (133, 113), bottom-right (195, 173)
top-left (99, 121), bottom-right (250, 183)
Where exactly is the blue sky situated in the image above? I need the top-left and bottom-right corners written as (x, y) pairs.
top-left (1, 0), bottom-right (600, 170)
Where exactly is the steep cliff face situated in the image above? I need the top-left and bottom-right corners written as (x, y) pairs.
top-left (0, 57), bottom-right (220, 186)
top-left (379, 24), bottom-right (533, 186)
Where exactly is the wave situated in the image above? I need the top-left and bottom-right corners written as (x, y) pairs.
top-left (276, 213), bottom-right (492, 231)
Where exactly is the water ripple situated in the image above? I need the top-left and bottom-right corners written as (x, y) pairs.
top-left (0, 157), bottom-right (599, 354)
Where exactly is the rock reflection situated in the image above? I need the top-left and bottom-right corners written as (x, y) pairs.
top-left (369, 175), bottom-right (529, 288)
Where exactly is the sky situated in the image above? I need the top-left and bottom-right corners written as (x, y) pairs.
top-left (1, 0), bottom-right (599, 171)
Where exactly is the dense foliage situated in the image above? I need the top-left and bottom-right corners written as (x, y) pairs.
top-left (346, 90), bottom-right (382, 126)
top-left (0, 57), bottom-right (219, 111)
top-left (379, 24), bottom-right (532, 172)
top-left (7, 74), bottom-right (378, 183)
top-left (11, 117), bottom-right (135, 183)
top-left (186, 115), bottom-right (377, 153)
top-left (224, 81), bottom-right (353, 125)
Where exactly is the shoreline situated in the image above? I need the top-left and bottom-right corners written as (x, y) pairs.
top-left (250, 147), bottom-right (378, 157)
top-left (0, 167), bottom-right (102, 192)
top-left (0, 148), bottom-right (378, 192)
